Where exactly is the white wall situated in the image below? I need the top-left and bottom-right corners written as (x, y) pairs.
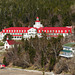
top-left (4, 41), bottom-right (14, 49)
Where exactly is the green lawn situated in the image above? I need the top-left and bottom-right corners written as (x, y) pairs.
top-left (0, 41), bottom-right (4, 46)
top-left (64, 42), bottom-right (75, 47)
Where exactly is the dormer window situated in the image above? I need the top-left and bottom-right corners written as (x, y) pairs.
top-left (24, 30), bottom-right (26, 32)
top-left (61, 30), bottom-right (63, 33)
top-left (14, 30), bottom-right (15, 32)
top-left (19, 30), bottom-right (20, 32)
top-left (50, 30), bottom-right (51, 32)
top-left (58, 30), bottom-right (60, 33)
top-left (7, 30), bottom-right (8, 32)
top-left (12, 30), bottom-right (13, 32)
top-left (44, 30), bottom-right (46, 32)
top-left (22, 30), bottom-right (23, 32)
top-left (9, 30), bottom-right (10, 32)
top-left (17, 30), bottom-right (18, 32)
top-left (53, 30), bottom-right (54, 33)
top-left (56, 30), bottom-right (57, 33)
top-left (47, 30), bottom-right (49, 32)
top-left (42, 30), bottom-right (43, 32)
top-left (68, 30), bottom-right (70, 33)
top-left (39, 30), bottom-right (40, 32)
top-left (65, 30), bottom-right (67, 32)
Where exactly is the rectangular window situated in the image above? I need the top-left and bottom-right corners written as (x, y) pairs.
top-left (24, 33), bottom-right (26, 35)
top-left (13, 33), bottom-right (15, 35)
top-left (51, 33), bottom-right (53, 35)
top-left (54, 33), bottom-right (56, 35)
top-left (3, 33), bottom-right (5, 35)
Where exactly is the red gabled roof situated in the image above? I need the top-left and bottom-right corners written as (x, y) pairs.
top-left (43, 27), bottom-right (72, 30)
top-left (3, 27), bottom-right (29, 30)
top-left (7, 40), bottom-right (16, 45)
top-left (2, 27), bottom-right (37, 33)
top-left (2, 27), bottom-right (72, 33)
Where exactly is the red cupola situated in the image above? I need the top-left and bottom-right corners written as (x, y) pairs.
top-left (35, 17), bottom-right (40, 22)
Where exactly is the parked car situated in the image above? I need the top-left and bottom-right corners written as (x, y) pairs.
top-left (0, 63), bottom-right (5, 69)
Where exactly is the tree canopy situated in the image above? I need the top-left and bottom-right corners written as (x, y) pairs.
top-left (0, 0), bottom-right (75, 31)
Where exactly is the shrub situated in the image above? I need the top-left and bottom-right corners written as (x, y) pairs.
top-left (29, 46), bottom-right (36, 64)
top-left (3, 57), bottom-right (8, 66)
top-left (3, 34), bottom-right (12, 41)
top-left (49, 57), bottom-right (56, 71)
top-left (54, 58), bottom-right (68, 74)
top-left (0, 42), bottom-right (4, 46)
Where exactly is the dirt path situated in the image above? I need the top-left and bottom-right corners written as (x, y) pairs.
top-left (0, 68), bottom-right (54, 75)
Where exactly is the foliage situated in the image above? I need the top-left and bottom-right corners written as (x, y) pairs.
top-left (17, 44), bottom-right (21, 55)
top-left (71, 13), bottom-right (75, 22)
top-left (3, 57), bottom-right (8, 66)
top-left (63, 13), bottom-right (72, 26)
top-left (3, 33), bottom-right (69, 73)
top-left (21, 34), bottom-right (24, 41)
top-left (24, 39), bottom-right (29, 51)
top-left (49, 57), bottom-right (56, 71)
top-left (0, 41), bottom-right (4, 46)
top-left (51, 15), bottom-right (59, 27)
top-left (54, 57), bottom-right (75, 74)
top-left (49, 36), bottom-right (63, 59)
top-left (0, 0), bottom-right (75, 31)
top-left (29, 46), bottom-right (36, 64)
top-left (41, 51), bottom-right (45, 68)
top-left (3, 34), bottom-right (12, 41)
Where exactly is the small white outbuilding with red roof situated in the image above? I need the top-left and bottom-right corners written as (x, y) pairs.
top-left (4, 36), bottom-right (16, 49)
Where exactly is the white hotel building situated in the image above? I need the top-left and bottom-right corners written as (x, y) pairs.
top-left (0, 17), bottom-right (72, 40)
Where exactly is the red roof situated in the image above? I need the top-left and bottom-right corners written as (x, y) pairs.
top-left (43, 27), bottom-right (72, 30)
top-left (2, 27), bottom-right (37, 33)
top-left (7, 40), bottom-right (16, 45)
top-left (35, 21), bottom-right (40, 22)
top-left (2, 27), bottom-right (72, 34)
top-left (35, 17), bottom-right (40, 22)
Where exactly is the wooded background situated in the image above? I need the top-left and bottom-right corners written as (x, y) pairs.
top-left (0, 0), bottom-right (75, 31)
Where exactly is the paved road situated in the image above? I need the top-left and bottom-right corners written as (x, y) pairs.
top-left (0, 68), bottom-right (54, 75)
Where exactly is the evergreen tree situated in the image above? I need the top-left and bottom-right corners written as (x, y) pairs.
top-left (24, 39), bottom-right (29, 51)
top-left (21, 33), bottom-right (24, 42)
top-left (3, 57), bottom-right (8, 66)
top-left (49, 57), bottom-right (56, 71)
top-left (29, 46), bottom-right (36, 64)
top-left (41, 51), bottom-right (44, 68)
top-left (17, 44), bottom-right (21, 55)
top-left (3, 34), bottom-right (12, 41)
